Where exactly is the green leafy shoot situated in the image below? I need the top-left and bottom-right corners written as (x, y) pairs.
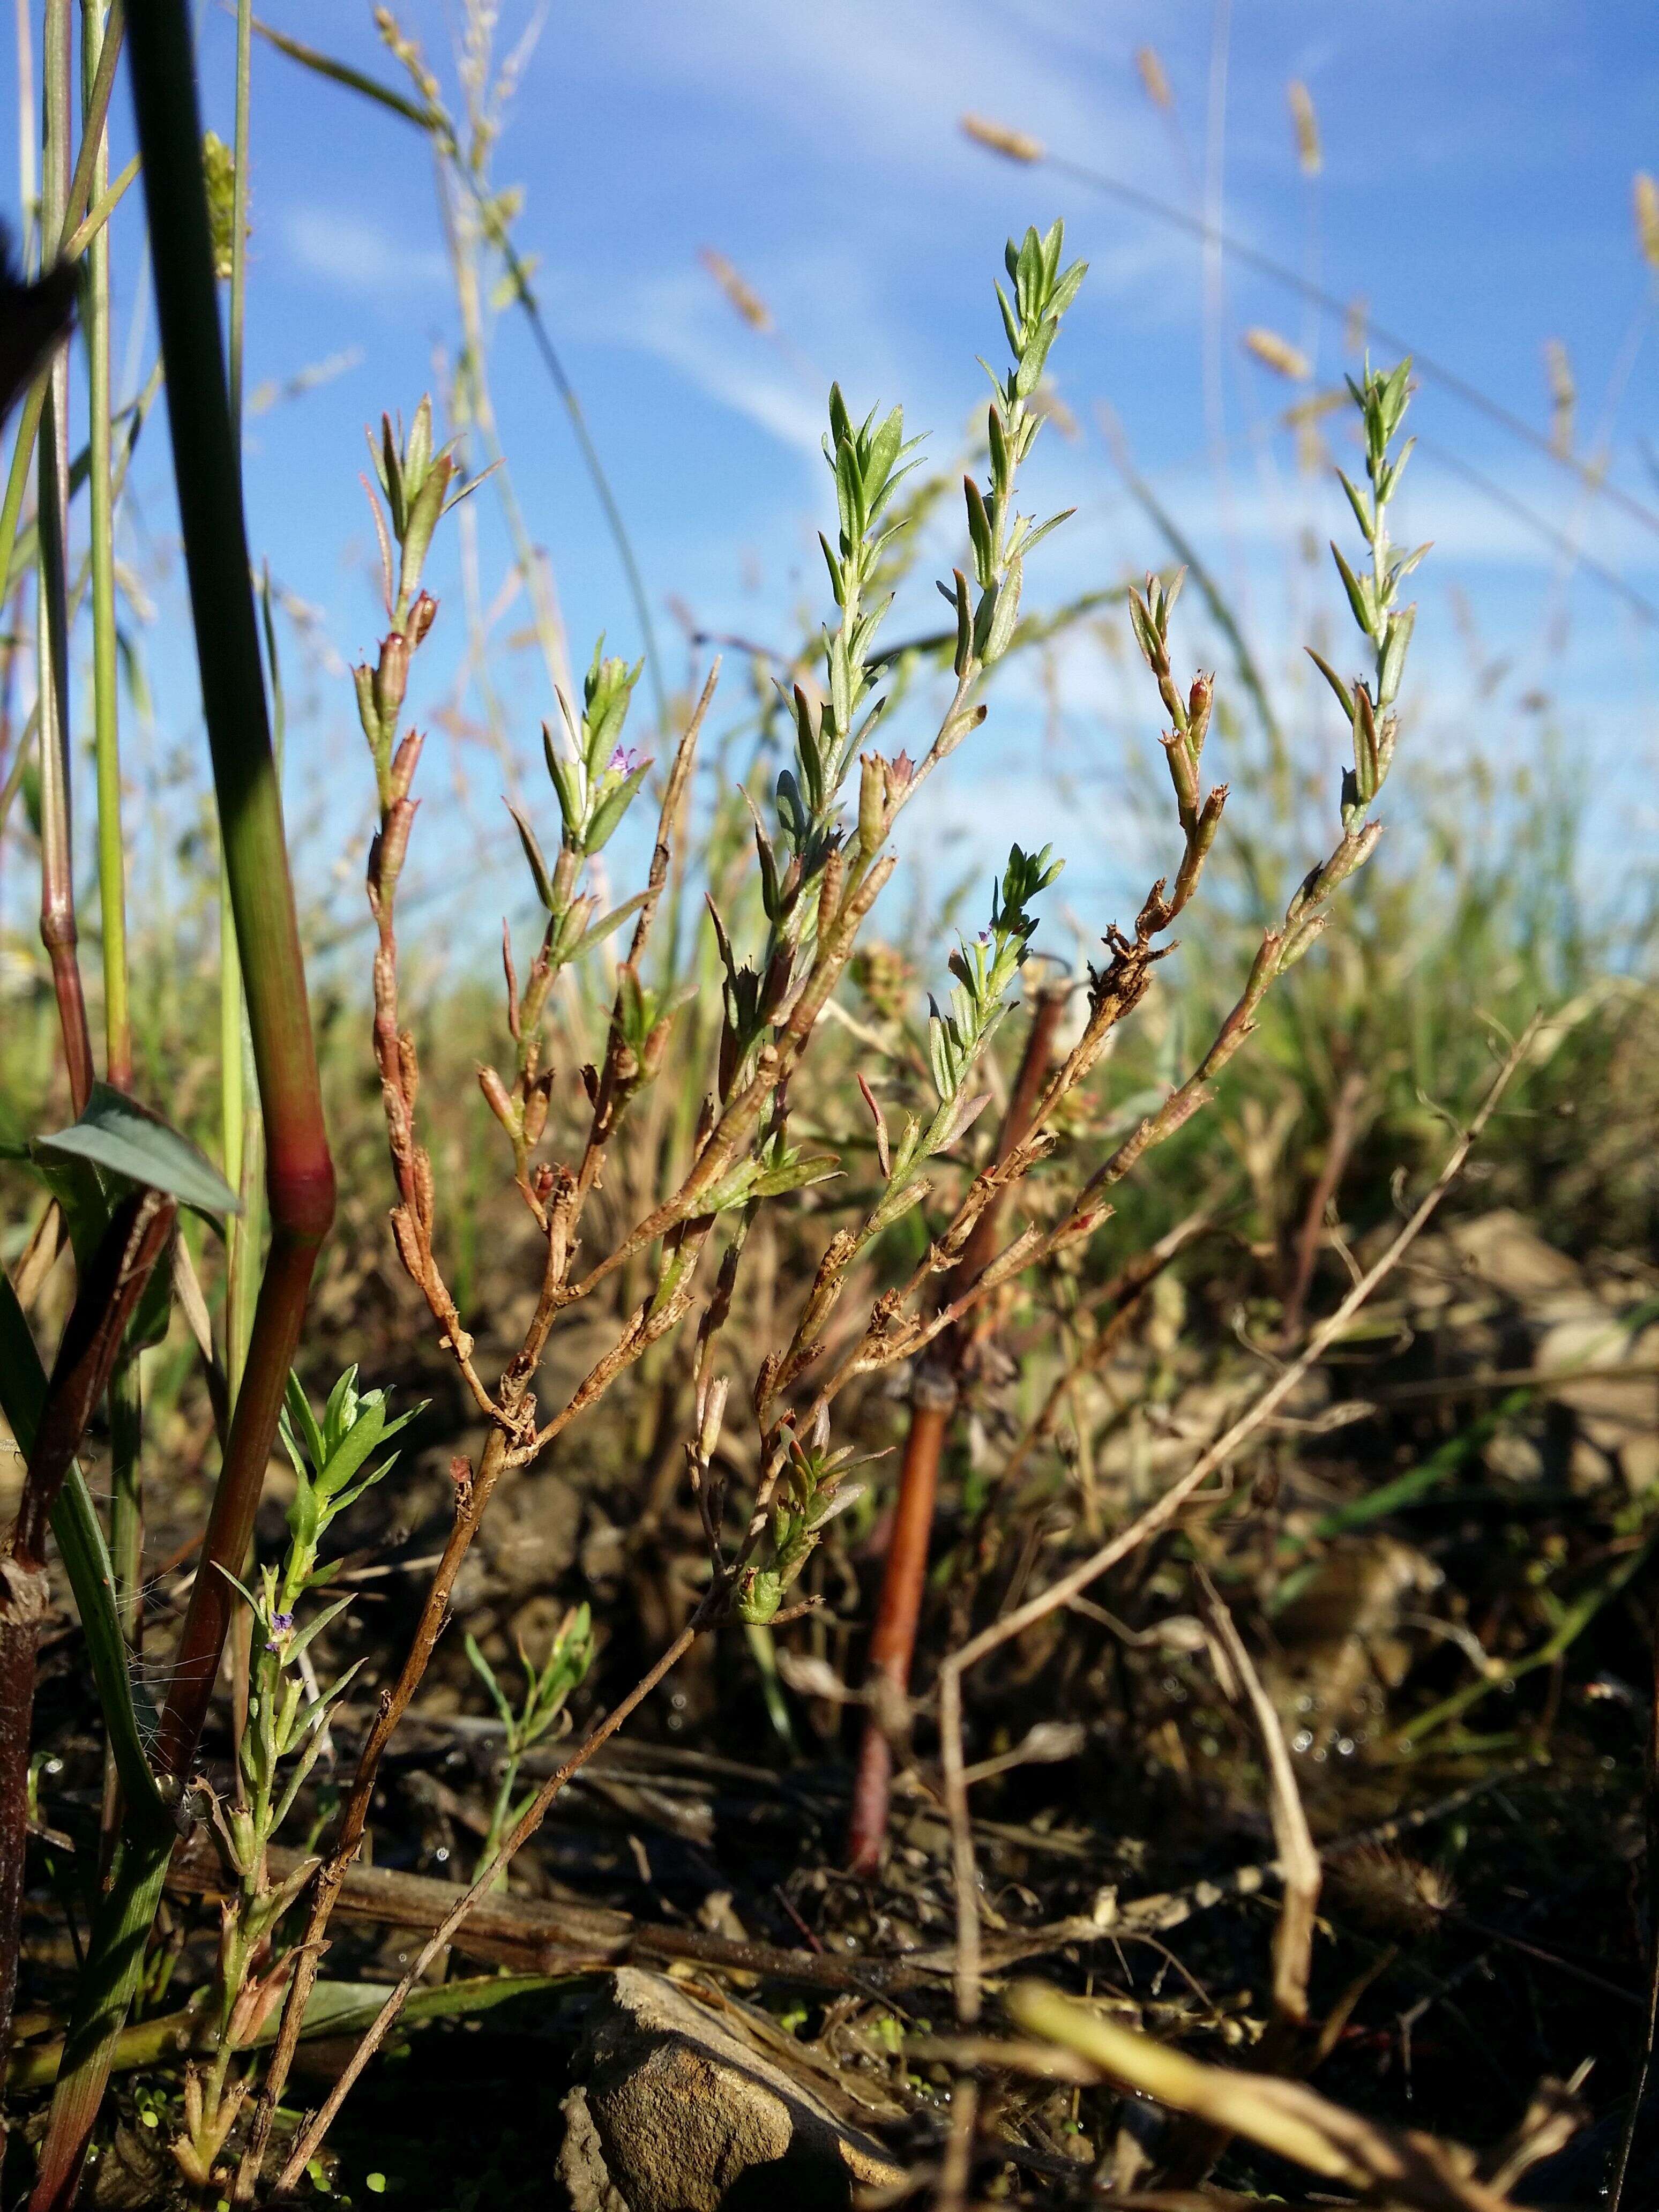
top-left (278, 1366), bottom-right (420, 1598)
top-left (736, 1406), bottom-right (874, 1625)
top-left (1307, 356), bottom-right (1423, 829)
top-left (858, 844), bottom-right (1061, 1242)
top-left (465, 1606), bottom-right (595, 1874)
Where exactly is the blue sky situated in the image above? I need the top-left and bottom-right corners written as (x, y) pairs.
top-left (9, 0), bottom-right (1659, 970)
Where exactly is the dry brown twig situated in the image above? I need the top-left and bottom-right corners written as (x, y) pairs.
top-left (992, 1206), bottom-right (1215, 1502)
top-left (240, 654), bottom-right (721, 2193)
top-left (1153, 1568), bottom-right (1323, 2189)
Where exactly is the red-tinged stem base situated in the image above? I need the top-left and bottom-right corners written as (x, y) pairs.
top-left (154, 1224), bottom-right (324, 1781)
top-left (847, 1395), bottom-right (952, 1875)
top-left (846, 993), bottom-right (1067, 1877)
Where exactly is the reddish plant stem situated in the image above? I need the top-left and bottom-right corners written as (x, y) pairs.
top-left (846, 1392), bottom-right (953, 1868)
top-left (26, 17), bottom-right (338, 2193)
top-left (0, 1191), bottom-right (175, 2101)
top-left (1280, 1066), bottom-right (1366, 1343)
top-left (127, 0), bottom-right (337, 1785)
top-left (847, 987), bottom-right (1068, 1873)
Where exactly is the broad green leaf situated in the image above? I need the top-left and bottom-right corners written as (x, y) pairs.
top-left (36, 1081), bottom-right (239, 1217)
top-left (30, 1150), bottom-right (114, 1269)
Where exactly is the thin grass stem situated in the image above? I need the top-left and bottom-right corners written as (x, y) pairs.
top-left (83, 0), bottom-right (125, 1088)
top-left (36, 0), bottom-right (91, 1113)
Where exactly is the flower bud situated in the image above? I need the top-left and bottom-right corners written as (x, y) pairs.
top-left (698, 1374), bottom-right (729, 1462)
top-left (640, 1015), bottom-right (674, 1081)
top-left (353, 661), bottom-right (380, 748)
top-left (390, 728), bottom-right (424, 803)
top-left (373, 630), bottom-right (410, 729)
top-left (760, 939), bottom-right (795, 1021)
top-left (858, 752), bottom-right (884, 850)
top-left (1186, 672), bottom-right (1212, 748)
top-left (390, 1202), bottom-right (425, 1285)
top-left (414, 1145), bottom-right (436, 1230)
top-left (753, 1351), bottom-right (781, 1415)
top-left (523, 1068), bottom-right (554, 1148)
top-left (408, 590), bottom-right (438, 648)
top-left (378, 795), bottom-right (417, 895)
top-left (477, 1062), bottom-right (519, 1138)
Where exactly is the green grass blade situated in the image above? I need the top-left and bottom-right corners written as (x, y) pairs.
top-left (28, 1826), bottom-right (172, 2212)
top-left (7, 1971), bottom-right (580, 2094)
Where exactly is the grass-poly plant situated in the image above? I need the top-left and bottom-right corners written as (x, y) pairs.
top-left (249, 234), bottom-right (1429, 2192)
top-left (4, 3), bottom-right (1651, 2206)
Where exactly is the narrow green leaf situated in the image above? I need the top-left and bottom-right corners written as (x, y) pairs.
top-left (1334, 467), bottom-right (1374, 542)
top-left (1305, 647), bottom-right (1355, 721)
top-left (984, 558), bottom-right (1023, 661)
top-left (573, 890), bottom-right (650, 958)
top-left (282, 1367), bottom-right (328, 1484)
top-left (1015, 507), bottom-right (1074, 563)
top-left (506, 799), bottom-right (556, 910)
top-left (465, 1630), bottom-right (515, 1731)
top-left (1329, 540), bottom-right (1376, 638)
top-left (32, 1829), bottom-right (174, 2199)
top-left (585, 759), bottom-right (652, 855)
top-left (963, 475), bottom-right (994, 586)
top-left (250, 15), bottom-right (444, 136)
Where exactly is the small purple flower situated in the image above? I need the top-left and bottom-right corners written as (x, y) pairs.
top-left (271, 1612), bottom-right (295, 1636)
top-left (977, 930), bottom-right (992, 948)
top-left (607, 744), bottom-right (641, 778)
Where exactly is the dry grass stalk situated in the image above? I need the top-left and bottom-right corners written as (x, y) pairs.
top-left (1005, 1981), bottom-right (1533, 2212)
top-left (1194, 1568), bottom-right (1320, 2038)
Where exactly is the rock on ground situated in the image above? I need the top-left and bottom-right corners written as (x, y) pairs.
top-left (557, 1968), bottom-right (905, 2212)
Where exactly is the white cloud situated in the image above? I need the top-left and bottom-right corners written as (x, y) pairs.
top-left (285, 208), bottom-right (448, 298)
top-left (581, 0), bottom-right (1173, 227)
top-left (602, 266), bottom-right (832, 459)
